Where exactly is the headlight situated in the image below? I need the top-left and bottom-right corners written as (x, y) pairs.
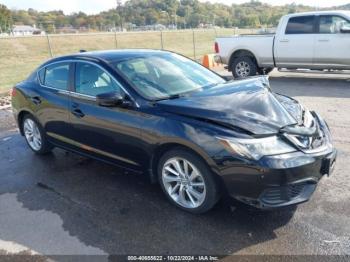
top-left (218, 136), bottom-right (296, 160)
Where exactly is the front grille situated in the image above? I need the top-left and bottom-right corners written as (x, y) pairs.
top-left (288, 183), bottom-right (305, 198)
top-left (260, 182), bottom-right (307, 205)
top-left (293, 128), bottom-right (325, 150)
top-left (310, 130), bottom-right (325, 149)
top-left (283, 112), bottom-right (331, 153)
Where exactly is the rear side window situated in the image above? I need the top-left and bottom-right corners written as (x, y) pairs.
top-left (42, 63), bottom-right (70, 90)
top-left (285, 16), bottom-right (315, 34)
top-left (38, 68), bottom-right (45, 84)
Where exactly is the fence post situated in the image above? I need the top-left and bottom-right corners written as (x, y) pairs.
top-left (46, 34), bottom-right (53, 57)
top-left (114, 31), bottom-right (118, 49)
top-left (192, 29), bottom-right (196, 60)
top-left (160, 30), bottom-right (164, 49)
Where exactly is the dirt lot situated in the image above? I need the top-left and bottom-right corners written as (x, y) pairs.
top-left (0, 70), bottom-right (349, 260)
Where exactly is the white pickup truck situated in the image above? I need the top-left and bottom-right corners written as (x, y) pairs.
top-left (215, 11), bottom-right (350, 78)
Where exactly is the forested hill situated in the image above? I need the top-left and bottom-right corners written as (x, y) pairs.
top-left (1, 0), bottom-right (350, 33)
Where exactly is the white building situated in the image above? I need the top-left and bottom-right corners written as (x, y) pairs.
top-left (12, 25), bottom-right (42, 36)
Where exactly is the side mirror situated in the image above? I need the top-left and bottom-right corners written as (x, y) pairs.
top-left (96, 92), bottom-right (126, 107)
top-left (340, 25), bottom-right (350, 33)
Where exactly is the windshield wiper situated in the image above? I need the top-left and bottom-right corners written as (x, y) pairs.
top-left (154, 93), bottom-right (186, 101)
top-left (167, 94), bottom-right (183, 99)
top-left (154, 86), bottom-right (211, 101)
top-left (201, 83), bottom-right (219, 89)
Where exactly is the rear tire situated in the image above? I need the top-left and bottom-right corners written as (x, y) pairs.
top-left (22, 114), bottom-right (53, 155)
top-left (231, 56), bottom-right (257, 78)
top-left (158, 148), bottom-right (220, 214)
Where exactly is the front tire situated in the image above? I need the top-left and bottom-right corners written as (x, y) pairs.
top-left (22, 115), bottom-right (53, 154)
top-left (158, 148), bottom-right (220, 214)
top-left (231, 56), bottom-right (257, 78)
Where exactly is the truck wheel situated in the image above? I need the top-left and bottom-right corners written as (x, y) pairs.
top-left (231, 56), bottom-right (257, 78)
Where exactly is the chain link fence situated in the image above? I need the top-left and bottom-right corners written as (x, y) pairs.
top-left (0, 28), bottom-right (259, 92)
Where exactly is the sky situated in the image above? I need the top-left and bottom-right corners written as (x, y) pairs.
top-left (1, 0), bottom-right (350, 15)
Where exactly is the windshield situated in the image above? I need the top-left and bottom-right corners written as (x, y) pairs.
top-left (111, 52), bottom-right (225, 100)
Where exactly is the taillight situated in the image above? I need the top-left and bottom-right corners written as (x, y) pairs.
top-left (214, 42), bottom-right (219, 53)
top-left (11, 87), bottom-right (16, 97)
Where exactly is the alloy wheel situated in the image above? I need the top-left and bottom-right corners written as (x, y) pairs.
top-left (161, 157), bottom-right (206, 209)
top-left (23, 118), bottom-right (42, 151)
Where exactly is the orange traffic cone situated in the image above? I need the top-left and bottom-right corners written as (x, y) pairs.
top-left (202, 54), bottom-right (219, 68)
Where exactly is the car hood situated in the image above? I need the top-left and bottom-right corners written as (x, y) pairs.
top-left (156, 77), bottom-right (301, 135)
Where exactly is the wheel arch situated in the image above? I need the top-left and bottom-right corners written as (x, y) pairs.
top-left (228, 49), bottom-right (259, 71)
top-left (17, 110), bottom-right (33, 136)
top-left (149, 141), bottom-right (220, 184)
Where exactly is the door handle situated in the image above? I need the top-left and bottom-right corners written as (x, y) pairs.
top-left (318, 39), bottom-right (329, 42)
top-left (280, 39), bottom-right (289, 42)
top-left (30, 96), bottom-right (41, 105)
top-left (71, 108), bottom-right (85, 118)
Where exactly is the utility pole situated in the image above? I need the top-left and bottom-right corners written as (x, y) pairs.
top-left (174, 1), bottom-right (178, 30)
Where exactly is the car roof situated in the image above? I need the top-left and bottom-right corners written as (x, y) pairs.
top-left (284, 10), bottom-right (350, 18)
top-left (41, 49), bottom-right (170, 67)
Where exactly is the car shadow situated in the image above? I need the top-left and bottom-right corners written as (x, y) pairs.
top-left (0, 133), bottom-right (296, 258)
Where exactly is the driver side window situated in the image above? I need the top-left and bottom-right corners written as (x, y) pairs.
top-left (75, 62), bottom-right (122, 97)
top-left (319, 15), bottom-right (350, 34)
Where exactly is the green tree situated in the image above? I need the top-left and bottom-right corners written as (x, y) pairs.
top-left (0, 4), bottom-right (12, 33)
top-left (3, 0), bottom-right (350, 32)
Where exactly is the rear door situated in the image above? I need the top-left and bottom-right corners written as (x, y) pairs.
top-left (274, 15), bottom-right (316, 68)
top-left (314, 15), bottom-right (350, 69)
top-left (67, 61), bottom-right (146, 171)
top-left (35, 61), bottom-right (72, 143)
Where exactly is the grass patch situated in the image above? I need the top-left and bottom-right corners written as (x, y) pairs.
top-left (0, 28), bottom-right (252, 91)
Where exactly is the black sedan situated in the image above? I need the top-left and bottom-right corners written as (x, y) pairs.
top-left (11, 50), bottom-right (336, 213)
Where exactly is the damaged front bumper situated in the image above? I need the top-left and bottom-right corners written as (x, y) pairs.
top-left (220, 112), bottom-right (337, 209)
top-left (224, 147), bottom-right (337, 209)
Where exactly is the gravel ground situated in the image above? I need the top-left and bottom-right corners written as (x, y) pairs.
top-left (0, 70), bottom-right (349, 260)
top-left (0, 107), bottom-right (16, 133)
top-left (0, 95), bottom-right (11, 108)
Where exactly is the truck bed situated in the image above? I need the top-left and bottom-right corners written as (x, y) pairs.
top-left (215, 35), bottom-right (275, 66)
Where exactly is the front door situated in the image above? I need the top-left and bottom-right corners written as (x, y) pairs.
top-left (313, 15), bottom-right (350, 69)
top-left (67, 61), bottom-right (146, 171)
